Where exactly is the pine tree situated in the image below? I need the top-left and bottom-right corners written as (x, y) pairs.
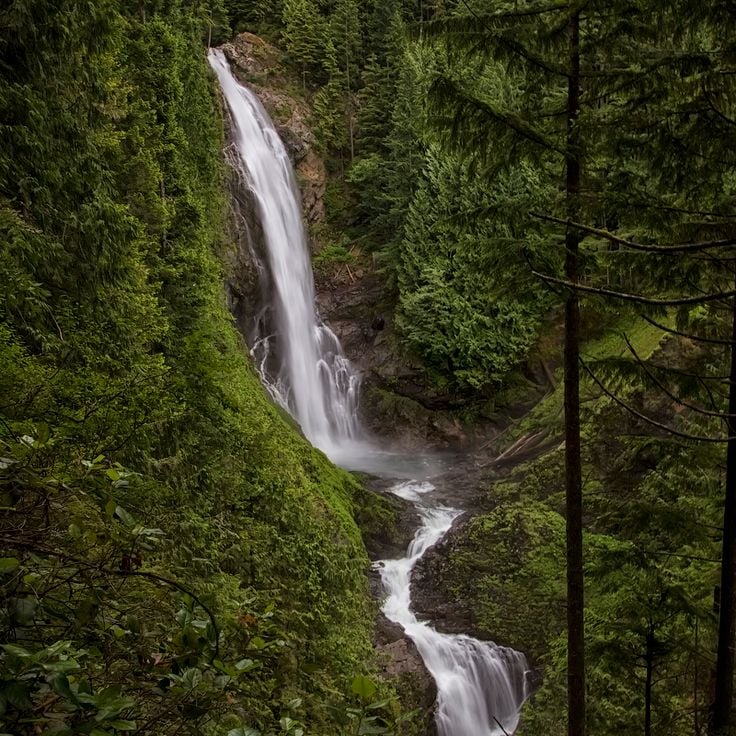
top-left (312, 39), bottom-right (349, 153)
top-left (281, 0), bottom-right (327, 85)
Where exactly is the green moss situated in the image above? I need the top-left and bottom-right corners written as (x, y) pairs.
top-left (0, 6), bottom-right (382, 734)
top-left (362, 387), bottom-right (430, 430)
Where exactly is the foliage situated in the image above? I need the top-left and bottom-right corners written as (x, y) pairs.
top-left (395, 145), bottom-right (550, 392)
top-left (0, 2), bottom-right (395, 733)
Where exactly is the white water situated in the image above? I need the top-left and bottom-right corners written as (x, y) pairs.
top-left (209, 48), bottom-right (361, 455)
top-left (378, 480), bottom-right (530, 736)
top-left (210, 49), bottom-right (529, 734)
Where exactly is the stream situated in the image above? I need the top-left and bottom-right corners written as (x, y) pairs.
top-left (210, 48), bottom-right (531, 735)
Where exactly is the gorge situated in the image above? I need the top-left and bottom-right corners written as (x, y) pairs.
top-left (210, 48), bottom-right (531, 736)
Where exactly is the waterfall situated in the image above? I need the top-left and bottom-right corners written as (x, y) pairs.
top-left (210, 48), bottom-right (530, 734)
top-left (379, 480), bottom-right (531, 736)
top-left (208, 48), bottom-right (361, 456)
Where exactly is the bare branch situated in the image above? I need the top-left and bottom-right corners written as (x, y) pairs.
top-left (531, 269), bottom-right (736, 305)
top-left (530, 212), bottom-right (736, 253)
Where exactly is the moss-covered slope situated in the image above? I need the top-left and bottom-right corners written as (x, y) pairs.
top-left (0, 4), bottom-right (385, 734)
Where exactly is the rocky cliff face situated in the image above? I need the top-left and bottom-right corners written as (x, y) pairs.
top-left (219, 33), bottom-right (502, 451)
top-left (221, 34), bottom-right (326, 225)
top-left (219, 32), bottom-right (327, 353)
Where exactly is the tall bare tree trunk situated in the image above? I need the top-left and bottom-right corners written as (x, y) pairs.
top-left (645, 624), bottom-right (654, 736)
top-left (712, 278), bottom-right (736, 735)
top-left (565, 12), bottom-right (585, 736)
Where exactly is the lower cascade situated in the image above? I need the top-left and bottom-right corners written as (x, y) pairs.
top-left (379, 481), bottom-right (530, 736)
top-left (210, 49), bottom-right (530, 735)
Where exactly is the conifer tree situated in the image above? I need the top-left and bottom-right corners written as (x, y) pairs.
top-left (506, 4), bottom-right (736, 732)
top-left (422, 4), bottom-right (612, 730)
top-left (281, 0), bottom-right (327, 85)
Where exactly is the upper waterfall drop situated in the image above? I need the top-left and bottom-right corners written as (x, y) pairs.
top-left (208, 49), bottom-right (361, 456)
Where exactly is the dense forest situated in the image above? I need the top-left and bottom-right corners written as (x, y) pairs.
top-left (2, 1), bottom-right (736, 736)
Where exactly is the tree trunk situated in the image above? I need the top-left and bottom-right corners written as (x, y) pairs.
top-left (564, 11), bottom-right (585, 736)
top-left (645, 626), bottom-right (654, 736)
top-left (712, 281), bottom-right (736, 736)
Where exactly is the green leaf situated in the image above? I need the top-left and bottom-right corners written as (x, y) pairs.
top-left (366, 699), bottom-right (390, 710)
top-left (0, 558), bottom-right (19, 575)
top-left (107, 721), bottom-right (136, 731)
top-left (179, 668), bottom-right (202, 689)
top-left (351, 675), bottom-right (377, 701)
top-left (227, 728), bottom-right (261, 736)
top-left (1, 643), bottom-right (32, 658)
top-left (234, 658), bottom-right (258, 672)
top-left (114, 506), bottom-right (135, 527)
top-left (35, 422), bottom-right (50, 444)
top-left (43, 658), bottom-right (80, 674)
top-left (357, 722), bottom-right (390, 735)
top-left (50, 674), bottom-right (78, 704)
top-left (92, 686), bottom-right (134, 721)
top-left (249, 636), bottom-right (266, 650)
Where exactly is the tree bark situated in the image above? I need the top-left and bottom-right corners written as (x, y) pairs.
top-left (565, 11), bottom-right (585, 736)
top-left (645, 626), bottom-right (654, 736)
top-left (712, 279), bottom-right (736, 736)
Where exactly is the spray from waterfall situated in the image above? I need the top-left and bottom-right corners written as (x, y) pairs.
top-left (208, 49), bottom-right (361, 456)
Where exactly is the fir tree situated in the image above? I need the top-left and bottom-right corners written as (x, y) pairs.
top-left (281, 0), bottom-right (327, 85)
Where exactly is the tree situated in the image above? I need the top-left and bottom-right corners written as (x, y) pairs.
top-left (424, 3), bottom-right (601, 730)
top-left (526, 3), bottom-right (736, 729)
top-left (281, 0), bottom-right (327, 85)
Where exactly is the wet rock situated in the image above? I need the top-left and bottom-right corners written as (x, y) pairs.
top-left (221, 34), bottom-right (326, 225)
top-left (359, 482), bottom-right (419, 561)
top-left (296, 150), bottom-right (326, 223)
top-left (374, 614), bottom-right (437, 736)
top-left (410, 516), bottom-right (477, 637)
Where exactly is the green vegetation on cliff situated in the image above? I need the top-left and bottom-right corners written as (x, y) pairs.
top-left (0, 3), bottom-right (399, 735)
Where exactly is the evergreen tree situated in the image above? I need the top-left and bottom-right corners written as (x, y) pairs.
top-left (422, 5), bottom-right (607, 729)
top-left (396, 145), bottom-right (548, 393)
top-left (281, 0), bottom-right (327, 85)
top-left (312, 39), bottom-right (349, 153)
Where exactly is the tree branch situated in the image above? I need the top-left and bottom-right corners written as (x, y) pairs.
top-left (619, 332), bottom-right (734, 418)
top-left (530, 212), bottom-right (736, 253)
top-left (579, 358), bottom-right (730, 443)
top-left (642, 314), bottom-right (736, 346)
top-left (531, 268), bottom-right (736, 306)
top-left (0, 538), bottom-right (220, 663)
